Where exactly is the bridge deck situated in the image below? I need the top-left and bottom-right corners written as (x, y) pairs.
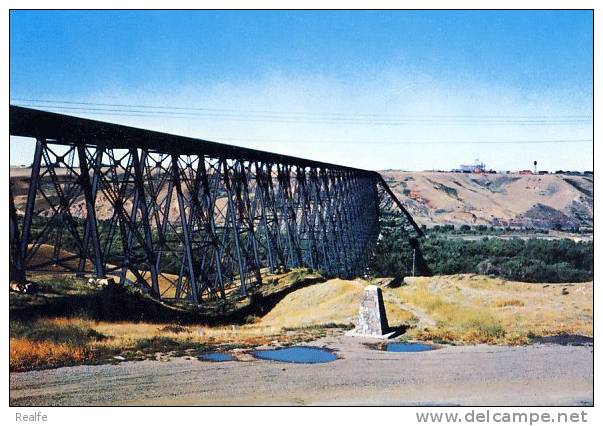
top-left (10, 105), bottom-right (376, 175)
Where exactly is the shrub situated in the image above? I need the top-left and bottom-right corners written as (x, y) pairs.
top-left (244, 315), bottom-right (260, 324)
top-left (158, 324), bottom-right (188, 334)
top-left (133, 336), bottom-right (186, 352)
top-left (494, 299), bottom-right (525, 307)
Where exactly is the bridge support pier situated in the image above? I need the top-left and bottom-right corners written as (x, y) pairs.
top-left (9, 105), bottom-right (423, 304)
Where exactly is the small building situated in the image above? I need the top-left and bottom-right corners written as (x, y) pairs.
top-left (518, 170), bottom-right (533, 175)
top-left (459, 160), bottom-right (486, 173)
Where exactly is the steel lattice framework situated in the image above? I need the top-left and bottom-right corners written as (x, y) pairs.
top-left (9, 105), bottom-right (422, 302)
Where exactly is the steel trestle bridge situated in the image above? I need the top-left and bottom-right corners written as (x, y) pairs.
top-left (9, 105), bottom-right (422, 303)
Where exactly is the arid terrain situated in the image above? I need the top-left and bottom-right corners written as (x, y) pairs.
top-left (10, 167), bottom-right (594, 232)
top-left (9, 166), bottom-right (594, 405)
top-left (380, 171), bottom-right (593, 230)
top-left (10, 269), bottom-right (593, 405)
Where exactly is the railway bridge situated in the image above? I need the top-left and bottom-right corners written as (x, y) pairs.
top-left (9, 105), bottom-right (423, 303)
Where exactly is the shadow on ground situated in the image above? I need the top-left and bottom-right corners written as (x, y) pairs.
top-left (10, 271), bottom-right (326, 325)
top-left (531, 334), bottom-right (593, 346)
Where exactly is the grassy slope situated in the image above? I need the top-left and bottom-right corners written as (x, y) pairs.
top-left (260, 278), bottom-right (414, 329)
top-left (397, 274), bottom-right (593, 344)
top-left (10, 272), bottom-right (593, 371)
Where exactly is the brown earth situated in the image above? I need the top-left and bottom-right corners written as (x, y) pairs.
top-left (380, 171), bottom-right (593, 230)
top-left (11, 167), bottom-right (593, 230)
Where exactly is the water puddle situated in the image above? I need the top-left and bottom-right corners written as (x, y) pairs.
top-left (198, 352), bottom-right (234, 362)
top-left (385, 342), bottom-right (434, 352)
top-left (252, 346), bottom-right (337, 364)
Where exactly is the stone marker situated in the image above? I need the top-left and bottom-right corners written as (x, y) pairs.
top-left (347, 285), bottom-right (393, 339)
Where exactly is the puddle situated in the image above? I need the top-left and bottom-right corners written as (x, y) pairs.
top-left (385, 342), bottom-right (434, 352)
top-left (252, 346), bottom-right (337, 364)
top-left (198, 352), bottom-right (234, 362)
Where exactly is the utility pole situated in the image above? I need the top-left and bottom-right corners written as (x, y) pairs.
top-left (412, 248), bottom-right (416, 277)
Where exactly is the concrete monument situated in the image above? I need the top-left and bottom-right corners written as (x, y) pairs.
top-left (347, 285), bottom-right (393, 338)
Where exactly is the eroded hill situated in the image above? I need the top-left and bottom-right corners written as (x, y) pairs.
top-left (10, 167), bottom-right (594, 231)
top-left (380, 171), bottom-right (593, 230)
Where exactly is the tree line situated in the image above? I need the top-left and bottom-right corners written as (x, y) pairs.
top-left (370, 220), bottom-right (593, 283)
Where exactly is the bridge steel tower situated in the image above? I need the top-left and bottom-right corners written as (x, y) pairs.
top-left (9, 106), bottom-right (422, 303)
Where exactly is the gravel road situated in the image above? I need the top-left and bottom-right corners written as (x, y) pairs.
top-left (10, 336), bottom-right (593, 406)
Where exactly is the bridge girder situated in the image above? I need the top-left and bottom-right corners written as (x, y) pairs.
top-left (9, 106), bottom-right (422, 303)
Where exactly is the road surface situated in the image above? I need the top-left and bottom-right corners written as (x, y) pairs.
top-left (10, 336), bottom-right (593, 406)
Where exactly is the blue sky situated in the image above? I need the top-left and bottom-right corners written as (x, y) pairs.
top-left (10, 10), bottom-right (593, 170)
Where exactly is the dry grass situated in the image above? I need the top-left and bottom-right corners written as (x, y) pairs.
top-left (10, 270), bottom-right (593, 371)
top-left (392, 283), bottom-right (505, 343)
top-left (494, 299), bottom-right (525, 307)
top-left (90, 320), bottom-right (288, 348)
top-left (260, 279), bottom-right (363, 328)
top-left (9, 316), bottom-right (329, 371)
top-left (10, 317), bottom-right (104, 371)
top-left (10, 337), bottom-right (92, 372)
top-left (9, 265), bottom-right (333, 370)
top-left (259, 278), bottom-right (415, 329)
top-left (9, 275), bottom-right (415, 371)
top-left (396, 275), bottom-right (593, 344)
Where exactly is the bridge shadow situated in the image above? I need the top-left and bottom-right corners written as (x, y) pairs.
top-left (10, 272), bottom-right (326, 326)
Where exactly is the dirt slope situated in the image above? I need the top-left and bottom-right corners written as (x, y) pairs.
top-left (381, 171), bottom-right (593, 230)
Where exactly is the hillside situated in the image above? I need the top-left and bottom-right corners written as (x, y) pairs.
top-left (10, 167), bottom-right (594, 231)
top-left (380, 171), bottom-right (593, 231)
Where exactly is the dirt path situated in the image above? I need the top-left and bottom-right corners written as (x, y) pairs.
top-left (399, 303), bottom-right (437, 327)
top-left (10, 336), bottom-right (592, 406)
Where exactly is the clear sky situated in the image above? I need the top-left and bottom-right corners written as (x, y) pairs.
top-left (9, 10), bottom-right (593, 171)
